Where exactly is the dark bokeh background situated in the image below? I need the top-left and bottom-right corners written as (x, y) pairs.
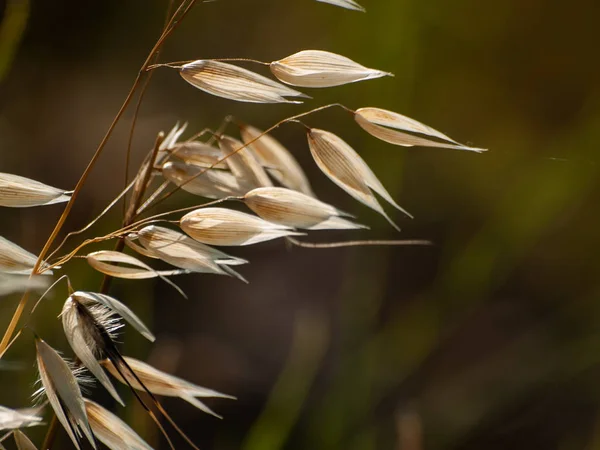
top-left (1, 0), bottom-right (600, 449)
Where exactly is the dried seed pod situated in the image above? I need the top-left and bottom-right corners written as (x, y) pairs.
top-left (307, 128), bottom-right (411, 231)
top-left (354, 107), bottom-right (487, 152)
top-left (270, 50), bottom-right (390, 88)
top-left (170, 141), bottom-right (227, 169)
top-left (244, 187), bottom-right (367, 230)
top-left (13, 430), bottom-right (38, 450)
top-left (162, 161), bottom-right (248, 199)
top-left (239, 123), bottom-right (314, 196)
top-left (0, 406), bottom-right (43, 431)
top-left (102, 356), bottom-right (235, 419)
top-left (0, 236), bottom-right (53, 276)
top-left (35, 338), bottom-right (96, 450)
top-left (179, 60), bottom-right (307, 103)
top-left (0, 274), bottom-right (49, 296)
top-left (84, 399), bottom-right (152, 450)
top-left (86, 250), bottom-right (188, 280)
top-left (134, 225), bottom-right (248, 282)
top-left (180, 207), bottom-right (303, 246)
top-left (0, 172), bottom-right (71, 208)
top-left (315, 0), bottom-right (365, 11)
top-left (61, 292), bottom-right (155, 405)
top-left (218, 136), bottom-right (273, 190)
top-left (159, 122), bottom-right (188, 152)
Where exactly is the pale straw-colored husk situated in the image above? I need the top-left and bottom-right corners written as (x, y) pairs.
top-left (13, 430), bottom-right (38, 450)
top-left (270, 50), bottom-right (390, 87)
top-left (179, 60), bottom-right (306, 103)
top-left (169, 141), bottom-right (227, 169)
top-left (244, 187), bottom-right (367, 230)
top-left (354, 107), bottom-right (487, 152)
top-left (134, 225), bottom-right (248, 281)
top-left (239, 123), bottom-right (314, 196)
top-left (0, 406), bottom-right (43, 431)
top-left (180, 207), bottom-right (303, 246)
top-left (35, 338), bottom-right (96, 450)
top-left (84, 399), bottom-right (153, 450)
top-left (218, 136), bottom-right (273, 190)
top-left (102, 356), bottom-right (235, 419)
top-left (162, 161), bottom-right (248, 199)
top-left (0, 236), bottom-right (53, 276)
top-left (307, 128), bottom-right (412, 231)
top-left (0, 274), bottom-right (49, 296)
top-left (86, 250), bottom-right (188, 280)
top-left (0, 172), bottom-right (71, 208)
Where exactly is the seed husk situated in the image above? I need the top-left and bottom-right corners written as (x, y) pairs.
top-left (270, 50), bottom-right (390, 88)
top-left (354, 107), bottom-right (487, 152)
top-left (179, 60), bottom-right (307, 103)
top-left (180, 207), bottom-right (303, 246)
top-left (162, 161), bottom-right (247, 199)
top-left (0, 172), bottom-right (71, 208)
top-left (218, 136), bottom-right (273, 190)
top-left (315, 0), bottom-right (365, 12)
top-left (239, 123), bottom-right (314, 196)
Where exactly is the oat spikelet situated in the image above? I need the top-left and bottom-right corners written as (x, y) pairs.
top-left (13, 430), bottom-right (39, 450)
top-left (179, 60), bottom-right (307, 103)
top-left (0, 274), bottom-right (49, 296)
top-left (102, 356), bottom-right (235, 419)
top-left (0, 406), bottom-right (43, 430)
top-left (244, 187), bottom-right (367, 230)
top-left (34, 338), bottom-right (96, 450)
top-left (134, 225), bottom-right (248, 282)
top-left (0, 236), bottom-right (53, 276)
top-left (170, 141), bottom-right (227, 169)
top-left (270, 50), bottom-right (391, 88)
top-left (84, 399), bottom-right (153, 450)
top-left (162, 161), bottom-right (248, 199)
top-left (307, 128), bottom-right (412, 231)
top-left (0, 172), bottom-right (71, 208)
top-left (239, 123), bottom-right (314, 196)
top-left (180, 207), bottom-right (304, 246)
top-left (354, 107), bottom-right (487, 152)
top-left (86, 250), bottom-right (189, 280)
top-left (218, 136), bottom-right (273, 190)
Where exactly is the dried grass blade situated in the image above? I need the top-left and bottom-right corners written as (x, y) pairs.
top-left (315, 0), bottom-right (365, 12)
top-left (239, 123), bottom-right (314, 196)
top-left (179, 60), bottom-right (307, 103)
top-left (35, 338), bottom-right (96, 450)
top-left (270, 50), bottom-right (390, 87)
top-left (355, 107), bottom-right (487, 152)
top-left (0, 173), bottom-right (71, 208)
top-left (84, 399), bottom-right (152, 450)
top-left (180, 207), bottom-right (304, 246)
top-left (307, 128), bottom-right (410, 230)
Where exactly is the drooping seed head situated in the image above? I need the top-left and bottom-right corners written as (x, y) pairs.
top-left (354, 107), bottom-right (487, 152)
top-left (244, 187), bottom-right (367, 230)
top-left (102, 356), bottom-right (235, 419)
top-left (180, 207), bottom-right (303, 246)
top-left (179, 60), bottom-right (307, 103)
top-left (84, 399), bottom-right (153, 450)
top-left (0, 172), bottom-right (71, 208)
top-left (218, 136), bottom-right (273, 190)
top-left (270, 50), bottom-right (391, 88)
top-left (306, 128), bottom-right (412, 231)
top-left (162, 160), bottom-right (247, 199)
top-left (239, 123), bottom-right (314, 196)
top-left (0, 236), bottom-right (53, 276)
top-left (169, 141), bottom-right (227, 169)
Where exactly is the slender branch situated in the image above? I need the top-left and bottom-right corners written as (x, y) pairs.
top-left (286, 237), bottom-right (433, 249)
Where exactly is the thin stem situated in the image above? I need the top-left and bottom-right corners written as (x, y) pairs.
top-left (41, 415), bottom-right (58, 450)
top-left (286, 237), bottom-right (433, 249)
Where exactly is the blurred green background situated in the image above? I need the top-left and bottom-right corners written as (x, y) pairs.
top-left (1, 0), bottom-right (600, 449)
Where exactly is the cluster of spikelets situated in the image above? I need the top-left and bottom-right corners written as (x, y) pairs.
top-left (0, 1), bottom-right (486, 449)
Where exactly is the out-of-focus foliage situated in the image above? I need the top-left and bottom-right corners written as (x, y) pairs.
top-left (1, 0), bottom-right (599, 449)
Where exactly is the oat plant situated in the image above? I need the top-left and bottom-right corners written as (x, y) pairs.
top-left (0, 1), bottom-right (485, 448)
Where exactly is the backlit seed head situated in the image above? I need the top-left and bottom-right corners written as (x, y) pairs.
top-left (0, 172), bottom-right (71, 208)
top-left (180, 207), bottom-right (303, 246)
